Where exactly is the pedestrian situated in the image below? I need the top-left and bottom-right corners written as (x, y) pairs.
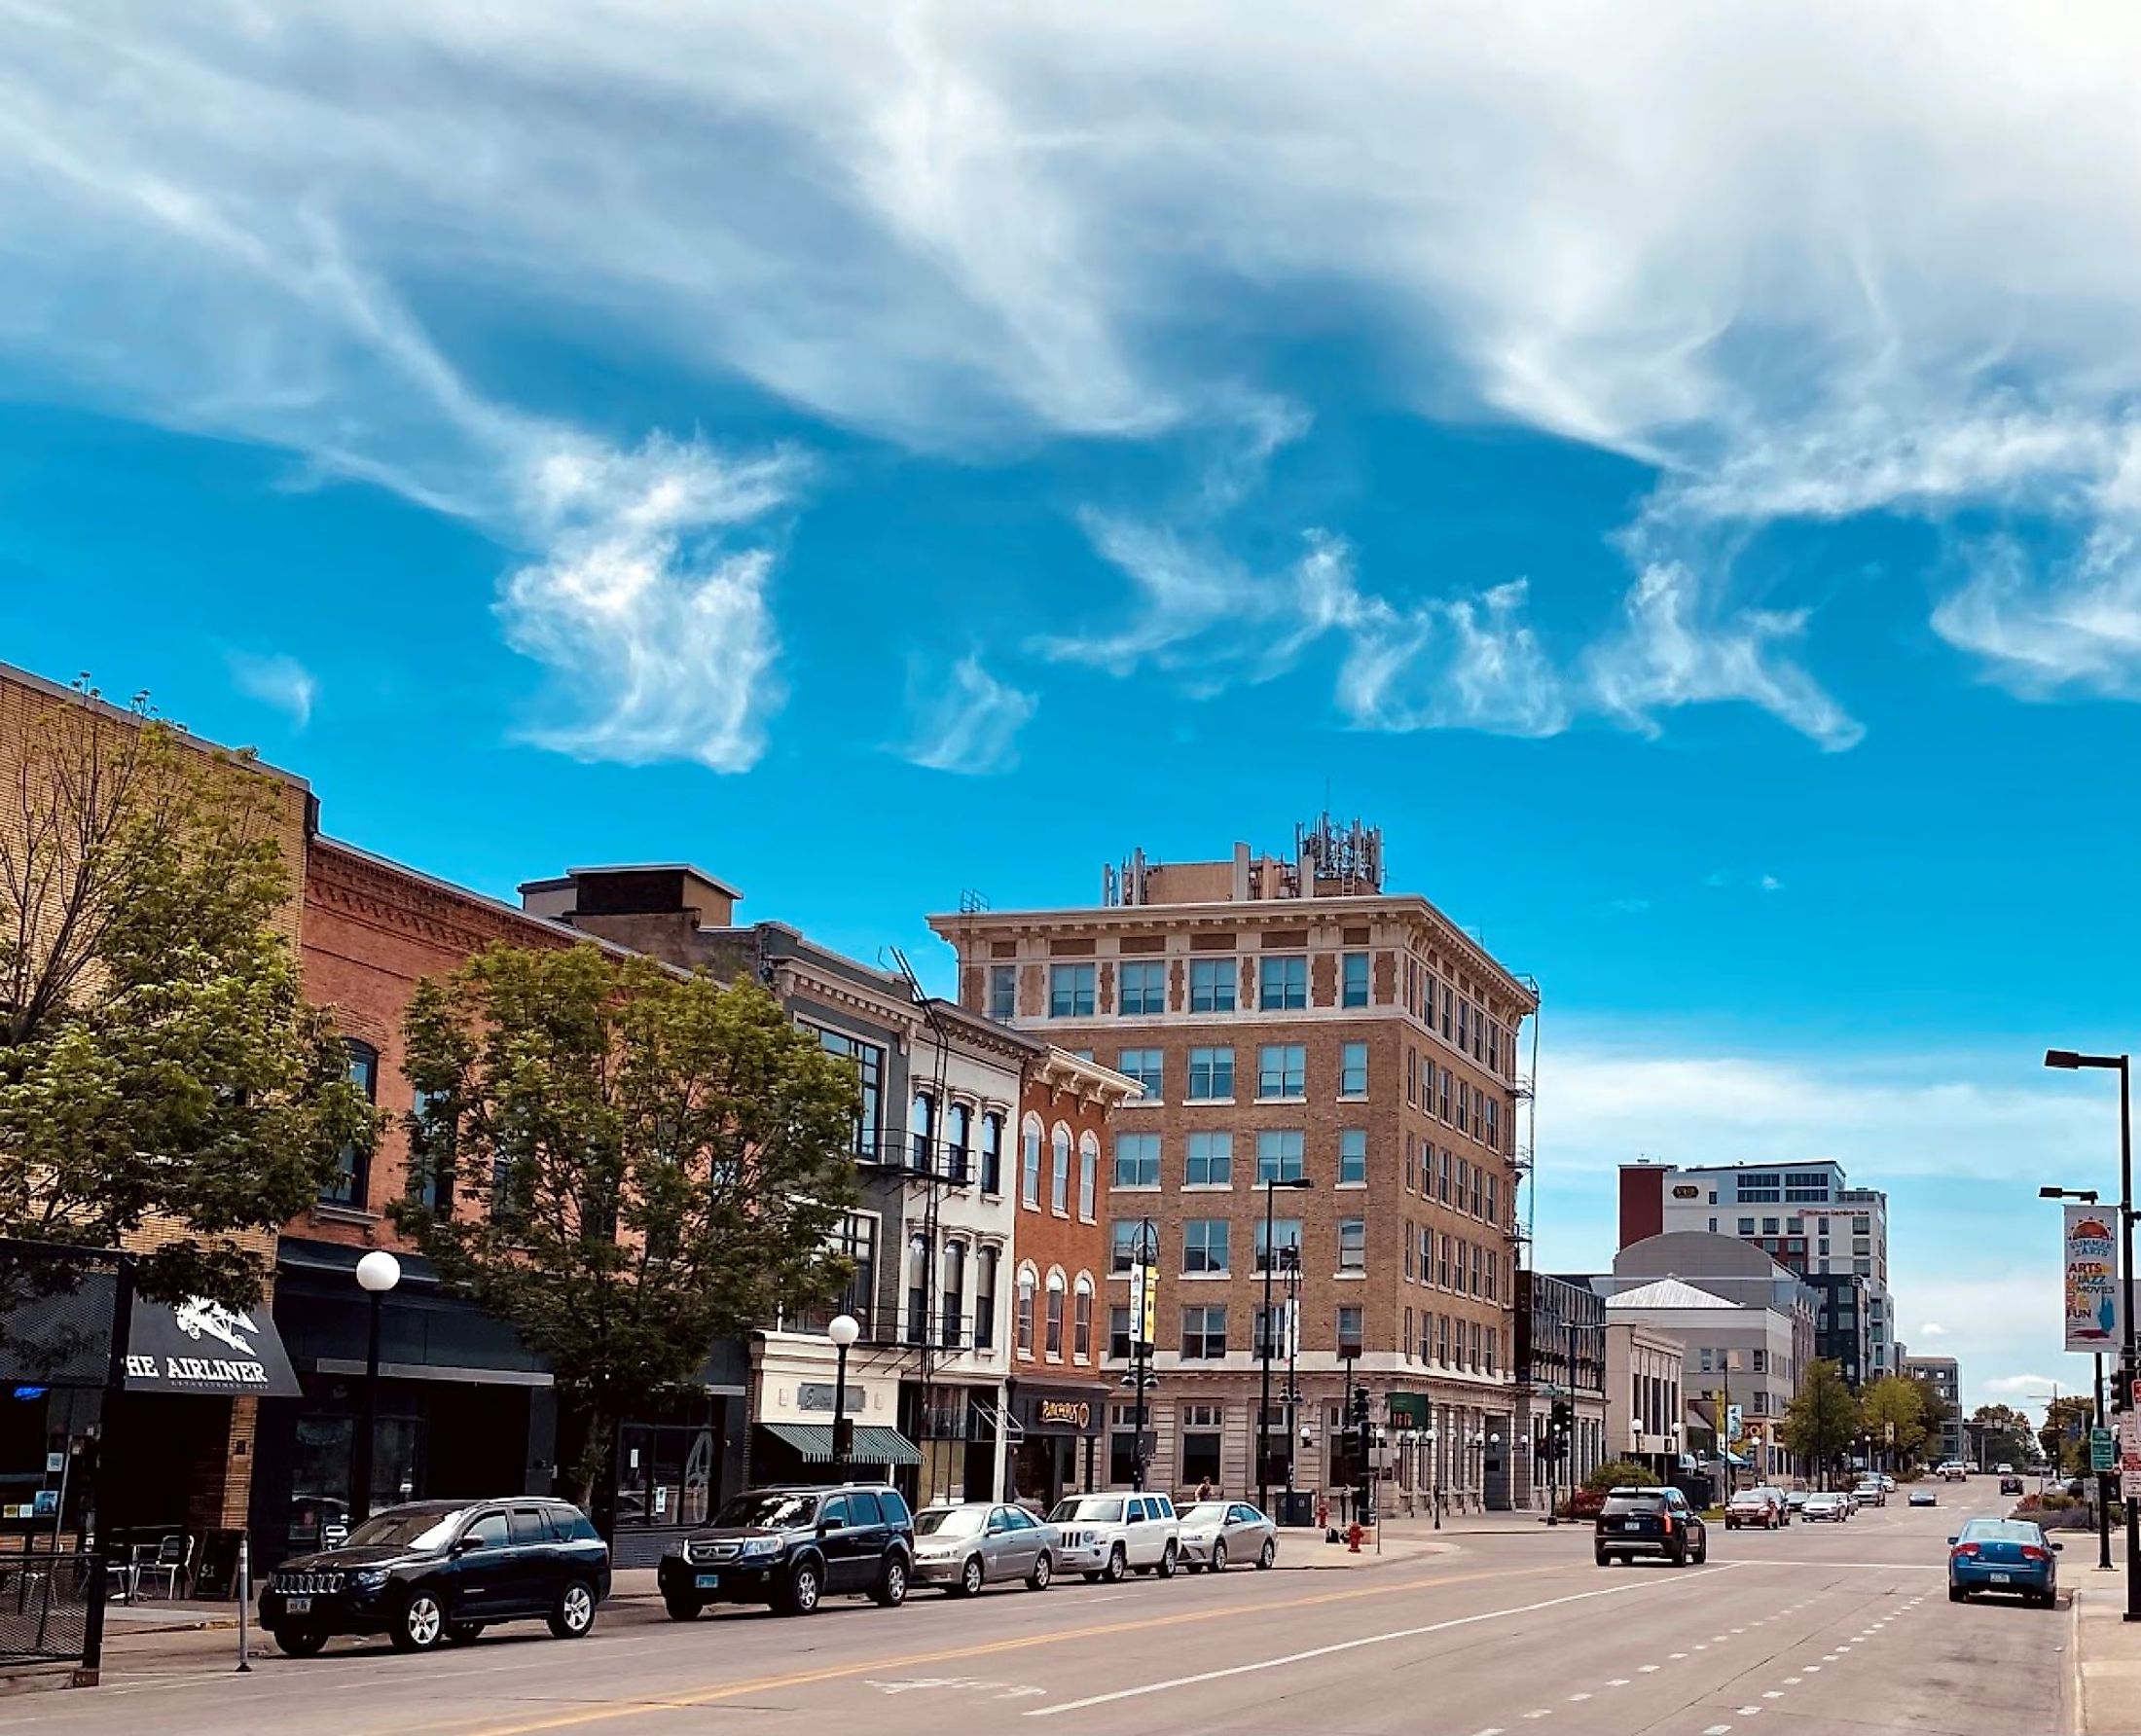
top-left (1195, 1477), bottom-right (1212, 1502)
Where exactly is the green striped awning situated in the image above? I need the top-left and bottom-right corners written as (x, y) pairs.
top-left (759, 1421), bottom-right (923, 1467)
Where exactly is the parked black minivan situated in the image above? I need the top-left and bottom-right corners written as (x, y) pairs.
top-left (260, 1497), bottom-right (610, 1655)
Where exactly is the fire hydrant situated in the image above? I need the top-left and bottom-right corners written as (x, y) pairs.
top-left (1346, 1521), bottom-right (1364, 1553)
top-left (1318, 1499), bottom-right (1329, 1530)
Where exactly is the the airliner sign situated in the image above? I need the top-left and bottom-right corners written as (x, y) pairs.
top-left (122, 1296), bottom-right (301, 1396)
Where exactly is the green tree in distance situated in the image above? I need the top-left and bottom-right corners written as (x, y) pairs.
top-left (2042, 1393), bottom-right (2097, 1477)
top-left (1970, 1403), bottom-right (2037, 1470)
top-left (1782, 1358), bottom-right (1861, 1488)
top-left (1582, 1459), bottom-right (1657, 1493)
top-left (393, 945), bottom-right (860, 1503)
top-left (0, 680), bottom-right (370, 1304)
top-left (1860, 1374), bottom-right (1930, 1465)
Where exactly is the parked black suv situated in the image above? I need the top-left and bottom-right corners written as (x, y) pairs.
top-left (658, 1484), bottom-right (914, 1617)
top-left (260, 1498), bottom-right (610, 1656)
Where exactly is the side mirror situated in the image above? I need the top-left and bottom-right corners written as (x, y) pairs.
top-left (2052, 1541), bottom-right (2066, 1551)
top-left (818, 1517), bottom-right (844, 1534)
top-left (1945, 1536), bottom-right (1958, 1545)
top-left (451, 1537), bottom-right (477, 1556)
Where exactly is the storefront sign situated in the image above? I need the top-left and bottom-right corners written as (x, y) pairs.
top-left (1672, 1185), bottom-right (1700, 1199)
top-left (796, 1382), bottom-right (861, 1414)
top-left (1038, 1398), bottom-right (1091, 1429)
top-left (2065, 1206), bottom-right (2121, 1352)
top-left (121, 1296), bottom-right (301, 1396)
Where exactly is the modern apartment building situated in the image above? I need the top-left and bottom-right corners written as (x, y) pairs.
top-left (1617, 1159), bottom-right (1900, 1377)
top-left (1807, 1272), bottom-right (1871, 1390)
top-left (1514, 1273), bottom-right (1608, 1504)
top-left (929, 819), bottom-right (1537, 1511)
top-left (1902, 1355), bottom-right (1964, 1464)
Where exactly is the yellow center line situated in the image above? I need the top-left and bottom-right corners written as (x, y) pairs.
top-left (435, 1563), bottom-right (1559, 1736)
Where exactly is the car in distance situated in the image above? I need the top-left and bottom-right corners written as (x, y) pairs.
top-left (1801, 1493), bottom-right (1848, 1522)
top-left (1949, 1517), bottom-right (2061, 1607)
top-left (2000, 1473), bottom-right (2025, 1497)
top-left (1177, 1501), bottom-right (1278, 1572)
top-left (1725, 1489), bottom-right (1782, 1530)
top-left (658, 1484), bottom-right (914, 1618)
top-left (911, 1502), bottom-right (1057, 1596)
top-left (1595, 1486), bottom-right (1707, 1567)
top-left (1909, 1487), bottom-right (1939, 1507)
top-left (260, 1498), bottom-right (609, 1656)
top-left (1785, 1490), bottom-right (1812, 1516)
top-left (1046, 1492), bottom-right (1180, 1582)
top-left (1853, 1480), bottom-right (1887, 1508)
top-left (1994, 1463), bottom-right (2014, 1475)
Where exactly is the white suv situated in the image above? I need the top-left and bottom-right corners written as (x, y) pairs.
top-left (1046, 1493), bottom-right (1181, 1582)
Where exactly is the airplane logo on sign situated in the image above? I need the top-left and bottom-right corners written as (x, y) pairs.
top-left (173, 1298), bottom-right (258, 1358)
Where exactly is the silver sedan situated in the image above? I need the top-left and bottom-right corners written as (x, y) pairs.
top-left (910, 1502), bottom-right (1060, 1595)
top-left (1177, 1500), bottom-right (1277, 1573)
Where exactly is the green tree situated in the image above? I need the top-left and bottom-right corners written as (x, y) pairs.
top-left (392, 944), bottom-right (860, 1502)
top-left (1970, 1403), bottom-right (2037, 1470)
top-left (1582, 1459), bottom-right (1656, 1493)
top-left (1782, 1358), bottom-right (1862, 1488)
top-left (0, 681), bottom-right (370, 1304)
top-left (2041, 1394), bottom-right (2096, 1476)
top-left (1860, 1374), bottom-right (1930, 1465)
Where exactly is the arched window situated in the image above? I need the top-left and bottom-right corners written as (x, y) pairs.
top-left (1015, 1263), bottom-right (1037, 1357)
top-left (1073, 1274), bottom-right (1095, 1362)
top-left (1050, 1126), bottom-right (1071, 1214)
top-left (323, 1038), bottom-right (379, 1208)
top-left (1077, 1133), bottom-right (1099, 1221)
top-left (1045, 1269), bottom-right (1067, 1358)
top-left (911, 1091), bottom-right (936, 1173)
top-left (1021, 1116), bottom-right (1043, 1208)
top-left (980, 1112), bottom-right (1004, 1195)
top-left (945, 1103), bottom-right (971, 1184)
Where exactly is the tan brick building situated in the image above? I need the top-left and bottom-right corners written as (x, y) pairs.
top-left (929, 819), bottom-right (1537, 1513)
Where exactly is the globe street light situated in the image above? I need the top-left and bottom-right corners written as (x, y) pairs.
top-left (827, 1313), bottom-right (860, 1483)
top-left (352, 1250), bottom-right (401, 1523)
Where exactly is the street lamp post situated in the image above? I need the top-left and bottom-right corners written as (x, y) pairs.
top-left (827, 1313), bottom-right (860, 1484)
top-left (1257, 1175), bottom-right (1314, 1516)
top-left (1126, 1219), bottom-right (1158, 1493)
top-left (1424, 1425), bottom-right (1440, 1529)
top-left (352, 1250), bottom-right (401, 1524)
top-left (2040, 1185), bottom-right (2116, 1573)
top-left (2047, 1048), bottom-right (2141, 1621)
top-left (1283, 1246), bottom-right (1302, 1512)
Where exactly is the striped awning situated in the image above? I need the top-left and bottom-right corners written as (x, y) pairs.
top-left (758, 1421), bottom-right (922, 1466)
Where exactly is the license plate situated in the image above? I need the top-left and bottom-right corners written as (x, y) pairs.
top-left (1989, 1573), bottom-right (2011, 1584)
top-left (283, 1596), bottom-right (312, 1614)
top-left (1622, 1520), bottom-right (1642, 1531)
top-left (695, 1573), bottom-right (720, 1590)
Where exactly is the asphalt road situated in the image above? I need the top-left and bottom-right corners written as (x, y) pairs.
top-left (9, 1483), bottom-right (2071, 1736)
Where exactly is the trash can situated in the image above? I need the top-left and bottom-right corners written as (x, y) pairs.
top-left (1276, 1491), bottom-right (1316, 1528)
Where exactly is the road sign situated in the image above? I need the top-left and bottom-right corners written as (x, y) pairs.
top-left (2121, 1411), bottom-right (2141, 1454)
top-left (2092, 1427), bottom-right (2117, 1471)
top-left (2126, 1466), bottom-right (2141, 1501)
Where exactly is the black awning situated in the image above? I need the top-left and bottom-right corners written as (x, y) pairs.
top-left (123, 1295), bottom-right (301, 1396)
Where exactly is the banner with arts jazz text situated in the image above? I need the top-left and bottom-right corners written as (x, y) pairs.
top-left (2065, 1203), bottom-right (2121, 1352)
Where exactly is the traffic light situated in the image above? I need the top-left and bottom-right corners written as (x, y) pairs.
top-left (1350, 1385), bottom-right (1371, 1428)
top-left (1550, 1398), bottom-right (1574, 1457)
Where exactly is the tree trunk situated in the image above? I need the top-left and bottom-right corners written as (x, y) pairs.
top-left (554, 1391), bottom-right (614, 1514)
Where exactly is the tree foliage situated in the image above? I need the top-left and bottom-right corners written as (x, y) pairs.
top-left (2042, 1393), bottom-right (2097, 1475)
top-left (0, 681), bottom-right (370, 1304)
top-left (1582, 1458), bottom-right (1657, 1493)
top-left (1970, 1403), bottom-right (2038, 1470)
top-left (1860, 1374), bottom-right (1931, 1463)
top-left (1782, 1358), bottom-right (1861, 1483)
top-left (392, 944), bottom-right (860, 1501)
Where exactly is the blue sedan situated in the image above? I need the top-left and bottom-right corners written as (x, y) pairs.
top-left (1948, 1517), bottom-right (2061, 1607)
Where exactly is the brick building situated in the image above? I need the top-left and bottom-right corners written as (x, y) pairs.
top-left (929, 818), bottom-right (1537, 1511)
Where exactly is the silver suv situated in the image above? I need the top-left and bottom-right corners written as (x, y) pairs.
top-left (1046, 1492), bottom-right (1181, 1582)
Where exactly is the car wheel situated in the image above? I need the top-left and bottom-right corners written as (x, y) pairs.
top-left (957, 1556), bottom-right (984, 1599)
top-left (1672, 1543), bottom-right (1689, 1569)
top-left (873, 1555), bottom-right (909, 1608)
top-left (1595, 1550), bottom-right (1611, 1568)
top-left (1026, 1552), bottom-right (1052, 1591)
top-left (272, 1627), bottom-right (326, 1658)
top-left (390, 1588), bottom-right (447, 1652)
top-left (1695, 1535), bottom-right (1708, 1564)
top-left (664, 1593), bottom-right (703, 1621)
top-left (780, 1560), bottom-right (822, 1616)
top-left (1257, 1537), bottom-right (1276, 1570)
top-left (1157, 1541), bottom-right (1179, 1579)
top-left (548, 1578), bottom-right (597, 1640)
top-left (1948, 1584), bottom-right (1967, 1603)
top-left (445, 1621), bottom-right (486, 1646)
top-left (1211, 1540), bottom-right (1228, 1573)
top-left (1103, 1544), bottom-right (1128, 1583)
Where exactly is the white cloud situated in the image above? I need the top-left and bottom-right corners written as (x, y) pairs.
top-left (227, 651), bottom-right (316, 729)
top-left (1918, 1322), bottom-right (1948, 1338)
top-left (1759, 875), bottom-right (1783, 893)
top-left (894, 654), bottom-right (1037, 776)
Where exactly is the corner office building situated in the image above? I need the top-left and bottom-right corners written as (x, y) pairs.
top-left (929, 819), bottom-right (1537, 1512)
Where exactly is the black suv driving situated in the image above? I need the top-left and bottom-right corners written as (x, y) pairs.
top-left (1595, 1485), bottom-right (1708, 1568)
top-left (260, 1498), bottom-right (610, 1656)
top-left (658, 1484), bottom-right (915, 1617)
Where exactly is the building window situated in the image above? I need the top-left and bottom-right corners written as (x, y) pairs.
top-left (1341, 951), bottom-right (1369, 1008)
top-left (1045, 1273), bottom-right (1066, 1357)
top-left (942, 1241), bottom-right (966, 1348)
top-left (1338, 1128), bottom-right (1367, 1185)
top-left (406, 1086), bottom-right (452, 1213)
top-left (1180, 1306), bottom-right (1228, 1359)
top-left (1257, 1044), bottom-right (1306, 1100)
top-left (1338, 1219), bottom-right (1366, 1273)
top-left (1021, 1119), bottom-right (1043, 1207)
top-left (1118, 1049), bottom-right (1164, 1097)
top-left (1337, 1304), bottom-right (1362, 1350)
top-left (1183, 1219), bottom-right (1230, 1274)
top-left (1110, 1220), bottom-right (1146, 1274)
top-left (1404, 1224), bottom-right (1416, 1281)
top-left (1051, 1127), bottom-right (1071, 1213)
top-left (1109, 1420), bottom-right (1142, 1485)
top-left (1437, 1149), bottom-right (1451, 1203)
top-left (1339, 1041), bottom-right (1367, 1097)
top-left (1109, 1306), bottom-right (1133, 1359)
top-left (1255, 1218), bottom-right (1303, 1272)
top-left (974, 1247), bottom-right (997, 1350)
top-left (1736, 1216), bottom-right (1756, 1236)
top-left (981, 1112), bottom-right (1003, 1194)
top-left (816, 1027), bottom-right (884, 1160)
top-left (1187, 1046), bottom-right (1235, 1101)
top-left (1113, 1133), bottom-right (1161, 1188)
top-left (1078, 1136), bottom-right (1098, 1220)
top-left (1440, 984), bottom-right (1453, 1038)
top-left (1761, 1216), bottom-right (1779, 1235)
top-left (1188, 958), bottom-right (1236, 1013)
top-left (323, 1038), bottom-right (379, 1208)
top-left (1181, 1409), bottom-right (1223, 1485)
top-left (1049, 962), bottom-right (1096, 1018)
top-left (1256, 1129), bottom-right (1305, 1184)
top-left (1186, 1131), bottom-right (1233, 1187)
top-left (1016, 1267), bottom-right (1036, 1356)
top-left (1119, 960), bottom-right (1166, 1015)
top-left (988, 964), bottom-right (1016, 1021)
top-left (944, 1103), bottom-right (971, 1184)
top-left (1074, 1278), bottom-right (1094, 1360)
top-left (1259, 955), bottom-right (1307, 1010)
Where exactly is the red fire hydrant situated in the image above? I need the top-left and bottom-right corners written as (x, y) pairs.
top-left (1318, 1499), bottom-right (1329, 1530)
top-left (1346, 1521), bottom-right (1364, 1553)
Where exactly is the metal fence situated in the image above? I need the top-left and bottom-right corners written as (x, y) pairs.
top-left (0, 1551), bottom-right (95, 1665)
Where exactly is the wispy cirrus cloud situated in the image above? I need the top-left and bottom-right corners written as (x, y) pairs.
top-left (893, 653), bottom-right (1037, 777)
top-left (227, 651), bottom-right (317, 729)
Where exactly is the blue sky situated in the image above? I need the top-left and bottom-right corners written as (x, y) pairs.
top-left (8, 4), bottom-right (2141, 1420)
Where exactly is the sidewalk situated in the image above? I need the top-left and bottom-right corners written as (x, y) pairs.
top-left (2075, 1583), bottom-right (2141, 1733)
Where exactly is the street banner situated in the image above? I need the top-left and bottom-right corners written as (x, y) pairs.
top-left (2064, 1204), bottom-right (2121, 1352)
top-left (1129, 1261), bottom-right (1156, 1348)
